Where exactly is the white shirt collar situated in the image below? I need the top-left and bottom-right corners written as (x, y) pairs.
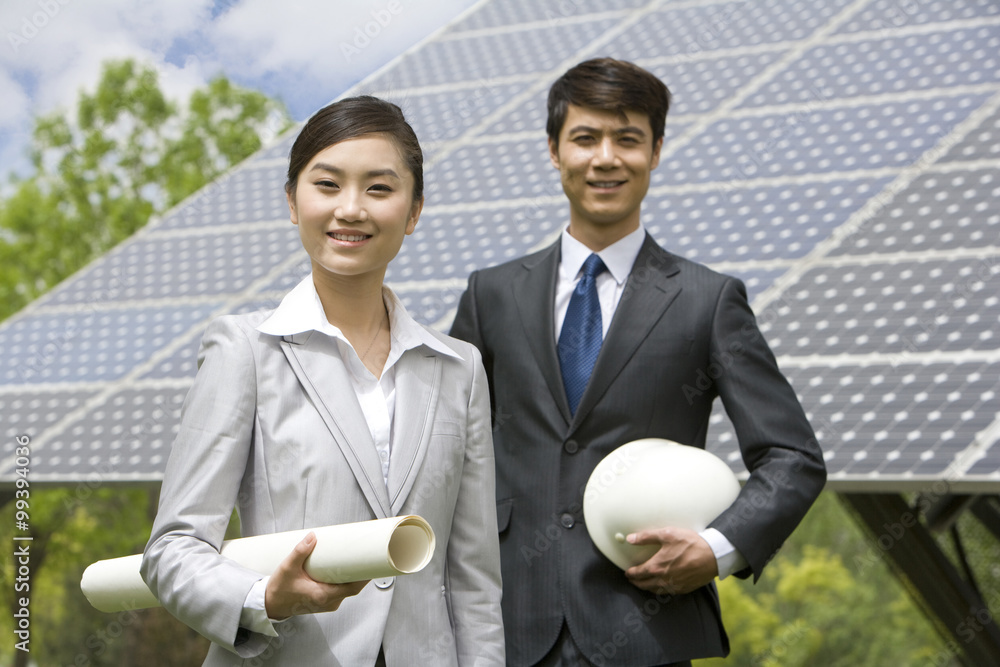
top-left (559, 224), bottom-right (646, 285)
top-left (256, 275), bottom-right (461, 360)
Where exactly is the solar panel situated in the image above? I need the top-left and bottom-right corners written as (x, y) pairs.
top-left (2, 0), bottom-right (999, 492)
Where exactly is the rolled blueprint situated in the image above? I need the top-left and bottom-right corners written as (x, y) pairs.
top-left (81, 515), bottom-right (436, 613)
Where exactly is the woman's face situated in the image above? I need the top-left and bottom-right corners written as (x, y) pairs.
top-left (287, 134), bottom-right (422, 283)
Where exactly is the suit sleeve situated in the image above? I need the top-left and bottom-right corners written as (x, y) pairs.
top-left (706, 278), bottom-right (827, 581)
top-left (450, 270), bottom-right (482, 348)
top-left (140, 316), bottom-right (272, 657)
top-left (451, 271), bottom-right (497, 421)
top-left (445, 345), bottom-right (505, 665)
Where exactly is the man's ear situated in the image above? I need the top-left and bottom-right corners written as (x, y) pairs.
top-left (286, 188), bottom-right (298, 225)
top-left (405, 197), bottom-right (424, 235)
top-left (650, 137), bottom-right (663, 170)
top-left (548, 137), bottom-right (561, 170)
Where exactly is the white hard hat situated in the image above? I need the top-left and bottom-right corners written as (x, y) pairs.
top-left (583, 438), bottom-right (741, 570)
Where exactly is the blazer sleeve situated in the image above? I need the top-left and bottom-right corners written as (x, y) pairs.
top-left (451, 271), bottom-right (499, 425)
top-left (140, 316), bottom-right (271, 658)
top-left (450, 270), bottom-right (482, 348)
top-left (706, 278), bottom-right (827, 581)
top-left (445, 344), bottom-right (505, 665)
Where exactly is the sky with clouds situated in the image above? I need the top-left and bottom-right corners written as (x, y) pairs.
top-left (0, 0), bottom-right (478, 180)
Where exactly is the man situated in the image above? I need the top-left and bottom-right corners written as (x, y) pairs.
top-left (450, 58), bottom-right (826, 666)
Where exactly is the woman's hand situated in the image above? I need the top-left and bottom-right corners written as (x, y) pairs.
top-left (264, 532), bottom-right (370, 620)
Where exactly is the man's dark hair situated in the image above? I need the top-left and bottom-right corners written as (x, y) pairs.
top-left (546, 57), bottom-right (671, 146)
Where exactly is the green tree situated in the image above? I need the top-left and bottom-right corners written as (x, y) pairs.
top-left (0, 57), bottom-right (291, 321)
top-left (0, 57), bottom-right (290, 666)
top-left (0, 486), bottom-right (214, 666)
top-left (696, 492), bottom-right (952, 667)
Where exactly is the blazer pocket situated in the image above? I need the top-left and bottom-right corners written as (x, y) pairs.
top-left (496, 497), bottom-right (513, 534)
top-left (431, 418), bottom-right (463, 438)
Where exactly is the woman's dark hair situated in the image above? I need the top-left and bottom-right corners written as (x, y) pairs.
top-left (286, 95), bottom-right (423, 201)
top-left (546, 58), bottom-right (671, 147)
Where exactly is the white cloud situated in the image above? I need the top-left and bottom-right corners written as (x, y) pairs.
top-left (0, 69), bottom-right (29, 129)
top-left (0, 0), bottom-right (216, 175)
top-left (0, 0), bottom-right (475, 179)
top-left (1, 0), bottom-right (211, 77)
top-left (208, 0), bottom-right (474, 112)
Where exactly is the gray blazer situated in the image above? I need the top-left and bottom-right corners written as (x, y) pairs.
top-left (451, 234), bottom-right (826, 666)
top-left (141, 310), bottom-right (504, 666)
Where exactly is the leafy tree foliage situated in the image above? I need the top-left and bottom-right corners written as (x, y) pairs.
top-left (0, 57), bottom-right (289, 665)
top-left (0, 487), bottom-right (207, 665)
top-left (0, 58), bottom-right (290, 321)
top-left (696, 492), bottom-right (954, 667)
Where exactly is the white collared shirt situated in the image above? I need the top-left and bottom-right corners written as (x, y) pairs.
top-left (241, 274), bottom-right (461, 635)
top-left (556, 225), bottom-right (748, 580)
top-left (257, 274), bottom-right (460, 485)
top-left (555, 225), bottom-right (645, 342)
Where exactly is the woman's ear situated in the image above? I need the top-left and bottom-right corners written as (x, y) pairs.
top-left (405, 197), bottom-right (424, 235)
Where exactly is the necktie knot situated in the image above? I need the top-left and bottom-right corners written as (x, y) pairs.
top-left (581, 254), bottom-right (607, 280)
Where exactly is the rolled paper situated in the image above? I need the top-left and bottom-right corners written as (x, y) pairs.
top-left (81, 515), bottom-right (436, 613)
top-left (583, 438), bottom-right (741, 570)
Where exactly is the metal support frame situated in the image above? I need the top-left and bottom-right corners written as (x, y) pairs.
top-left (924, 493), bottom-right (977, 533)
top-left (839, 492), bottom-right (1000, 667)
top-left (970, 496), bottom-right (1000, 543)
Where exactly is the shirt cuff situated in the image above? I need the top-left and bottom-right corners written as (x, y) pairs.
top-left (239, 577), bottom-right (280, 638)
top-left (699, 528), bottom-right (749, 580)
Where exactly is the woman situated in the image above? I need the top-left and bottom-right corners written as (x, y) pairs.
top-left (141, 96), bottom-right (504, 665)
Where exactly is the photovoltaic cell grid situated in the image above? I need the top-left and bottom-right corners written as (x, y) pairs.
top-left (1, 0), bottom-right (999, 491)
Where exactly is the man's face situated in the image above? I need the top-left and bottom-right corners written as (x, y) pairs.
top-left (549, 104), bottom-right (662, 243)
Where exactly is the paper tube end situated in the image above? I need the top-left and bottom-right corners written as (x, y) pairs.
top-left (387, 516), bottom-right (436, 574)
top-left (80, 556), bottom-right (160, 613)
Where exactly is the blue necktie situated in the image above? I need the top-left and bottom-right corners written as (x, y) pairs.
top-left (558, 253), bottom-right (607, 415)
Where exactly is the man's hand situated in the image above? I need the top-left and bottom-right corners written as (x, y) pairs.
top-left (624, 526), bottom-right (718, 596)
top-left (265, 532), bottom-right (369, 620)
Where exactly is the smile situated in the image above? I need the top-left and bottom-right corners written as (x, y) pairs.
top-left (588, 180), bottom-right (626, 188)
top-left (328, 232), bottom-right (371, 242)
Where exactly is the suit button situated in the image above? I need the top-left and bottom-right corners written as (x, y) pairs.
top-left (374, 577), bottom-right (394, 589)
top-left (560, 513), bottom-right (575, 529)
top-left (564, 440), bottom-right (579, 454)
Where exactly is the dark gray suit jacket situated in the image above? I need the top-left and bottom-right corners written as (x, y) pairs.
top-left (450, 234), bottom-right (826, 666)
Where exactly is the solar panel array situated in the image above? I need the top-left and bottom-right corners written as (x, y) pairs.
top-left (2, 0), bottom-right (999, 492)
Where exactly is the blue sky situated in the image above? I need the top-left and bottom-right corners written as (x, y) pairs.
top-left (0, 0), bottom-right (478, 180)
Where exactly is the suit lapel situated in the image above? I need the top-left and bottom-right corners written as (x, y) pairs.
top-left (387, 350), bottom-right (440, 514)
top-left (280, 332), bottom-right (392, 518)
top-left (570, 236), bottom-right (682, 432)
top-left (512, 243), bottom-right (573, 425)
